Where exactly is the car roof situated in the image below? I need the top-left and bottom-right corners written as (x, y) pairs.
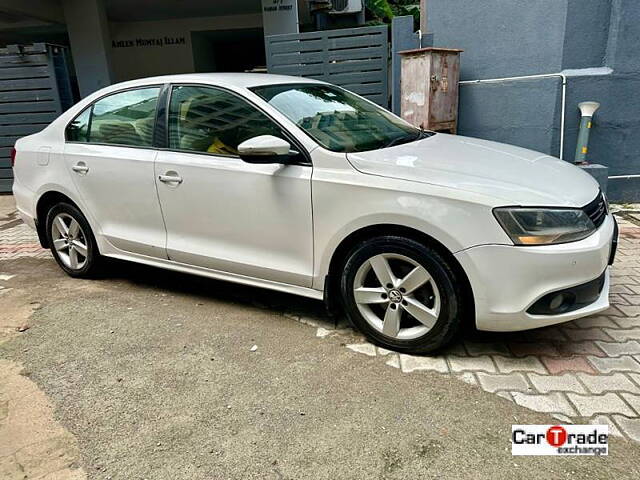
top-left (106, 72), bottom-right (326, 91)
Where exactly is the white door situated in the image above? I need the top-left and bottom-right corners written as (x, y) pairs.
top-left (154, 85), bottom-right (313, 287)
top-left (63, 86), bottom-right (167, 258)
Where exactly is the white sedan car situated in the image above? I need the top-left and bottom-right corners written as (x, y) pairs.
top-left (12, 73), bottom-right (617, 353)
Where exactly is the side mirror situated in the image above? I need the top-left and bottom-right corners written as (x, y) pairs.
top-left (237, 135), bottom-right (296, 164)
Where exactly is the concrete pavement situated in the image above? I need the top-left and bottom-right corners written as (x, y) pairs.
top-left (2, 194), bottom-right (640, 478)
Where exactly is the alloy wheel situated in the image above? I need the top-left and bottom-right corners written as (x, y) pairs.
top-left (51, 213), bottom-right (89, 271)
top-left (353, 253), bottom-right (441, 340)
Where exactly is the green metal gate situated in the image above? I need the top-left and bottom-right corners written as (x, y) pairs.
top-left (0, 43), bottom-right (74, 193)
top-left (265, 25), bottom-right (389, 108)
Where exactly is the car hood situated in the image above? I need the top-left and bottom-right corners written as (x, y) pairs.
top-left (346, 133), bottom-right (600, 207)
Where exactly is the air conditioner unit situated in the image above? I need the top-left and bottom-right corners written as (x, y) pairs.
top-left (328, 0), bottom-right (363, 15)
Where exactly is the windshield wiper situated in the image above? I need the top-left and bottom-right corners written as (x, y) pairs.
top-left (383, 129), bottom-right (432, 149)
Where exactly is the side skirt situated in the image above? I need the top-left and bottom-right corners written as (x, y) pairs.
top-left (103, 251), bottom-right (324, 301)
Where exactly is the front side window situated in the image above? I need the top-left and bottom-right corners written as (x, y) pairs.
top-left (168, 85), bottom-right (284, 156)
top-left (252, 83), bottom-right (427, 153)
top-left (65, 87), bottom-right (160, 147)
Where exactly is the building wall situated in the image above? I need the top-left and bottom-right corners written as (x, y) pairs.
top-left (429, 0), bottom-right (640, 201)
top-left (109, 14), bottom-right (263, 82)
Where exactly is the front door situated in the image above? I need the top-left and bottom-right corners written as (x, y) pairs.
top-left (154, 85), bottom-right (313, 287)
top-left (63, 86), bottom-right (167, 258)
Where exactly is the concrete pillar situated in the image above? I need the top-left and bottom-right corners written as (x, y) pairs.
top-left (62, 0), bottom-right (113, 97)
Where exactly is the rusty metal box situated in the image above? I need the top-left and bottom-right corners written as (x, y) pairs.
top-left (399, 47), bottom-right (463, 133)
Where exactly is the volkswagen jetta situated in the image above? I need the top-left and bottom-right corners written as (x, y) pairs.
top-left (12, 73), bottom-right (617, 353)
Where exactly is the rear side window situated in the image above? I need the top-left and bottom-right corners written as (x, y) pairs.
top-left (167, 85), bottom-right (284, 156)
top-left (65, 87), bottom-right (160, 147)
top-left (66, 108), bottom-right (90, 142)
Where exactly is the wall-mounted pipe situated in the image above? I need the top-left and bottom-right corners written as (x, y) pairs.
top-left (460, 73), bottom-right (567, 159)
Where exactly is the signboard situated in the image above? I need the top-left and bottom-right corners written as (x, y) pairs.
top-left (261, 0), bottom-right (299, 36)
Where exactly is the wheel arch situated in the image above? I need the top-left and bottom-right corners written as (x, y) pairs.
top-left (35, 191), bottom-right (82, 248)
top-left (323, 223), bottom-right (476, 330)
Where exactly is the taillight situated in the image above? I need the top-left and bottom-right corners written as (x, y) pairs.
top-left (10, 147), bottom-right (16, 168)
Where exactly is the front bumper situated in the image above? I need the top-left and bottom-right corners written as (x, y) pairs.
top-left (455, 214), bottom-right (616, 332)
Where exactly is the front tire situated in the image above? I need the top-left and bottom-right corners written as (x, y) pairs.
top-left (340, 236), bottom-right (463, 354)
top-left (46, 202), bottom-right (100, 278)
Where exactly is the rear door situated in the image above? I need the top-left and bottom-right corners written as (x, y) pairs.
top-left (63, 86), bottom-right (167, 258)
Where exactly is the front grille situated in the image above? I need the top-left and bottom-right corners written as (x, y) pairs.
top-left (582, 190), bottom-right (607, 229)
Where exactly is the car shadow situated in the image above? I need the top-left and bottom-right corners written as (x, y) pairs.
top-left (98, 257), bottom-right (566, 356)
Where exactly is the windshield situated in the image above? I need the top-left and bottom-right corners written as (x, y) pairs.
top-left (251, 83), bottom-right (431, 153)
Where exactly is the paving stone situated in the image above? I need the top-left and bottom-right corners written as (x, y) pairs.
top-left (400, 354), bottom-right (449, 373)
top-left (476, 372), bottom-right (530, 393)
top-left (620, 393), bottom-right (640, 415)
top-left (552, 414), bottom-right (573, 424)
top-left (612, 415), bottom-right (640, 442)
top-left (464, 341), bottom-right (510, 357)
top-left (385, 355), bottom-right (400, 369)
top-left (446, 355), bottom-right (496, 373)
top-left (611, 285), bottom-right (634, 295)
top-left (612, 317), bottom-right (640, 329)
top-left (454, 372), bottom-right (477, 385)
top-left (611, 276), bottom-right (639, 286)
top-left (346, 343), bottom-right (376, 357)
top-left (611, 294), bottom-right (630, 305)
top-left (600, 305), bottom-right (626, 317)
top-left (576, 373), bottom-right (640, 394)
top-left (511, 392), bottom-right (576, 416)
top-left (618, 305), bottom-right (640, 317)
top-left (604, 328), bottom-right (640, 341)
top-left (508, 343), bottom-right (560, 357)
top-left (562, 327), bottom-right (614, 341)
top-left (596, 340), bottom-right (640, 357)
top-left (568, 316), bottom-right (618, 329)
top-left (555, 341), bottom-right (605, 357)
top-left (527, 373), bottom-right (587, 394)
top-left (567, 393), bottom-right (634, 417)
top-left (541, 356), bottom-right (596, 374)
top-left (493, 355), bottom-right (546, 374)
top-left (588, 356), bottom-right (640, 373)
top-left (621, 295), bottom-right (640, 306)
top-left (524, 327), bottom-right (568, 342)
top-left (385, 355), bottom-right (400, 368)
top-left (627, 372), bottom-right (640, 387)
top-left (590, 415), bottom-right (623, 437)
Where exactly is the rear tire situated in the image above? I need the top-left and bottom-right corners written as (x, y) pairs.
top-left (340, 236), bottom-right (463, 354)
top-left (46, 202), bottom-right (100, 278)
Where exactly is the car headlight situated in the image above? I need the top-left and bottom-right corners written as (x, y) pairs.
top-left (493, 207), bottom-right (596, 245)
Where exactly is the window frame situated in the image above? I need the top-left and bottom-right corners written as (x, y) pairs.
top-left (64, 84), bottom-right (164, 150)
top-left (159, 83), bottom-right (311, 166)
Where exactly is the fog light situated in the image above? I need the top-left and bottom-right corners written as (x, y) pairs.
top-left (549, 294), bottom-right (565, 311)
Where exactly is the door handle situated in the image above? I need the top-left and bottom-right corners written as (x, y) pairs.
top-left (72, 163), bottom-right (89, 174)
top-left (158, 174), bottom-right (183, 184)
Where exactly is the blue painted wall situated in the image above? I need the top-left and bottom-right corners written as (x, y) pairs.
top-left (428, 0), bottom-right (640, 201)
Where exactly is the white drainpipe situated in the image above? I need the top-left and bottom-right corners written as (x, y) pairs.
top-left (460, 73), bottom-right (568, 159)
top-left (459, 68), bottom-right (613, 162)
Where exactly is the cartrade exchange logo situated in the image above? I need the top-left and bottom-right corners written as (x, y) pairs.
top-left (512, 425), bottom-right (608, 456)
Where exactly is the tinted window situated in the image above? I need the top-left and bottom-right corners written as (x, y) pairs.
top-left (168, 85), bottom-right (284, 156)
top-left (65, 108), bottom-right (90, 142)
top-left (252, 84), bottom-right (426, 153)
top-left (66, 87), bottom-right (160, 147)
